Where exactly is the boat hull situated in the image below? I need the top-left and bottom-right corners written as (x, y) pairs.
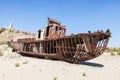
top-left (8, 31), bottom-right (111, 63)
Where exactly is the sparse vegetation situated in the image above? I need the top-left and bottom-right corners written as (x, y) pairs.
top-left (22, 61), bottom-right (28, 64)
top-left (0, 42), bottom-right (7, 45)
top-left (54, 77), bottom-right (58, 80)
top-left (0, 51), bottom-right (3, 57)
top-left (110, 52), bottom-right (115, 56)
top-left (105, 48), bottom-right (120, 55)
top-left (82, 72), bottom-right (86, 76)
top-left (15, 63), bottom-right (20, 67)
top-left (117, 52), bottom-right (120, 55)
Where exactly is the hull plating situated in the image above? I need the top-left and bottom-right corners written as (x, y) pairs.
top-left (8, 31), bottom-right (110, 63)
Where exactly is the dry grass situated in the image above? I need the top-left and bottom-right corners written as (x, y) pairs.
top-left (0, 51), bottom-right (3, 57)
top-left (0, 42), bottom-right (7, 45)
top-left (54, 77), bottom-right (58, 80)
top-left (22, 61), bottom-right (28, 64)
top-left (105, 48), bottom-right (120, 55)
top-left (82, 72), bottom-right (86, 76)
top-left (15, 63), bottom-right (20, 67)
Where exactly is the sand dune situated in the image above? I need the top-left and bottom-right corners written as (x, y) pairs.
top-left (0, 45), bottom-right (120, 80)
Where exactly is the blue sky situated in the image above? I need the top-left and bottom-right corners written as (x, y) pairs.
top-left (0, 0), bottom-right (120, 47)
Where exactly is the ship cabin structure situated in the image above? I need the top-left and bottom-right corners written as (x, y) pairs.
top-left (37, 18), bottom-right (66, 40)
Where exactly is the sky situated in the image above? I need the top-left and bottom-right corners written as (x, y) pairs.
top-left (0, 0), bottom-right (120, 47)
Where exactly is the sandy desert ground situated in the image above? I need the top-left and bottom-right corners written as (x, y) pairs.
top-left (0, 45), bottom-right (120, 80)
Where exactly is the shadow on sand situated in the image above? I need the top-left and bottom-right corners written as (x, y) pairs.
top-left (79, 61), bottom-right (104, 68)
top-left (20, 52), bottom-right (104, 68)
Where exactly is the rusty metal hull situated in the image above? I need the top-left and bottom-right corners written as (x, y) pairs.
top-left (8, 31), bottom-right (111, 63)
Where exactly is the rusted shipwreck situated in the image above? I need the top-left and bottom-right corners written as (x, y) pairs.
top-left (8, 18), bottom-right (111, 63)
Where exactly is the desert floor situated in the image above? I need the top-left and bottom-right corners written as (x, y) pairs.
top-left (0, 45), bottom-right (120, 80)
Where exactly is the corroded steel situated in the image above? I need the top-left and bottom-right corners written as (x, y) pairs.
top-left (8, 18), bottom-right (111, 63)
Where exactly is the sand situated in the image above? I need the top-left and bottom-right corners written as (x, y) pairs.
top-left (0, 45), bottom-right (120, 80)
